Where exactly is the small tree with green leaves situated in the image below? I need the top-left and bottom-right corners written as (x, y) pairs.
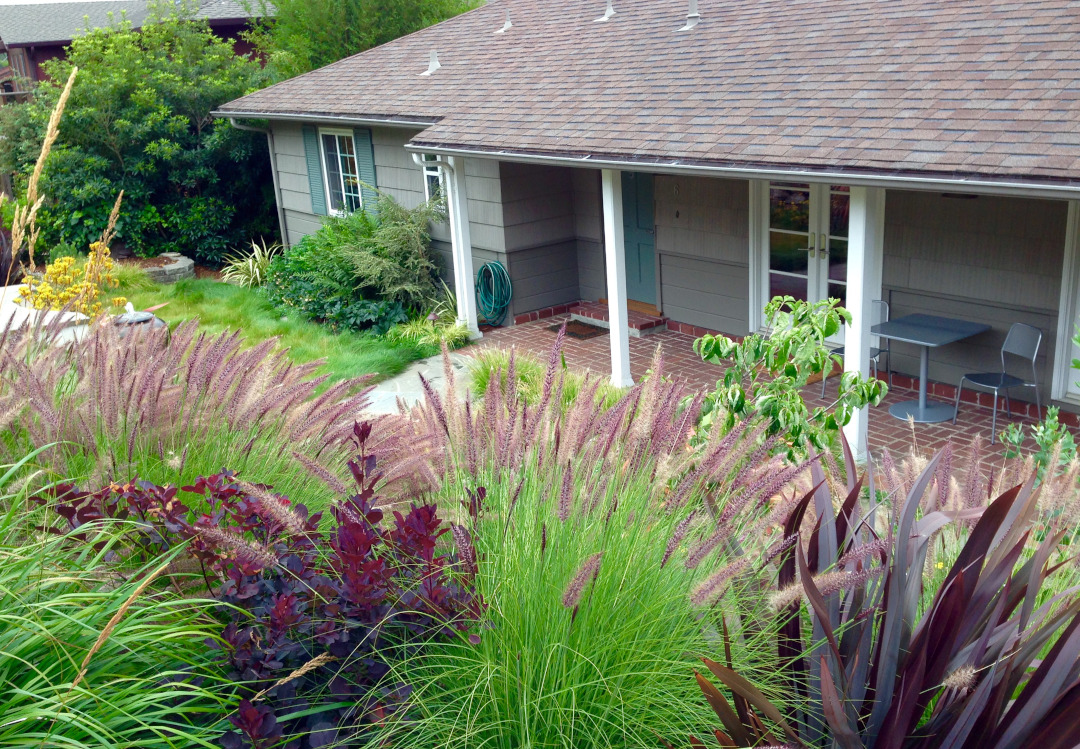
top-left (4, 7), bottom-right (273, 262)
top-left (244, 0), bottom-right (481, 80)
top-left (694, 296), bottom-right (887, 457)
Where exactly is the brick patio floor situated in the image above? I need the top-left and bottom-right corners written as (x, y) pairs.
top-left (469, 313), bottom-right (1070, 466)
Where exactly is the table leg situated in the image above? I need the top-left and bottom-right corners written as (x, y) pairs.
top-left (918, 345), bottom-right (929, 414)
top-left (888, 343), bottom-right (955, 423)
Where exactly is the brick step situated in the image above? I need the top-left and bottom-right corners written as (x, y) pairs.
top-left (571, 301), bottom-right (667, 338)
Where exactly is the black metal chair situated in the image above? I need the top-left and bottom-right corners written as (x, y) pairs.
top-left (951, 322), bottom-right (1042, 443)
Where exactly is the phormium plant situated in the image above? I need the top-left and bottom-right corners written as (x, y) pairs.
top-left (682, 443), bottom-right (1080, 748)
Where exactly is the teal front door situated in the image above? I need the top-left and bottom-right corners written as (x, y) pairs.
top-left (621, 172), bottom-right (656, 306)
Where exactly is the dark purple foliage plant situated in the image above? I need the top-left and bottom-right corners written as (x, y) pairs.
top-left (34, 421), bottom-right (482, 749)
top-left (678, 439), bottom-right (1080, 748)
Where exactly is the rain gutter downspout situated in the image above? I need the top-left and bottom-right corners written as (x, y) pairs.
top-left (228, 117), bottom-right (289, 246)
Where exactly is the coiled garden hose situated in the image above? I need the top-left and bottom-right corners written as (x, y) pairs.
top-left (476, 261), bottom-right (512, 326)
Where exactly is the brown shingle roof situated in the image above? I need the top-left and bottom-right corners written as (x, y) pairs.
top-left (217, 0), bottom-right (1080, 185)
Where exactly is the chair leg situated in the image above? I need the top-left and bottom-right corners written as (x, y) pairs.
top-left (952, 378), bottom-right (965, 425)
top-left (991, 391), bottom-right (998, 445)
top-left (1035, 384), bottom-right (1042, 418)
top-left (1004, 389), bottom-right (1011, 417)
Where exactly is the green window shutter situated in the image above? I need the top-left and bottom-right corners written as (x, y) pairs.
top-left (302, 125), bottom-right (327, 216)
top-left (353, 127), bottom-right (378, 213)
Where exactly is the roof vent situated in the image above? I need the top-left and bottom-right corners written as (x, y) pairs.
top-left (678, 0), bottom-right (700, 30)
top-left (495, 9), bottom-right (512, 33)
top-left (593, 0), bottom-right (615, 22)
top-left (420, 50), bottom-right (441, 76)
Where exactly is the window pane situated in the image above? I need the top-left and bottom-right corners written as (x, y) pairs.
top-left (830, 191), bottom-right (849, 238)
top-left (769, 185), bottom-right (810, 232)
top-left (337, 135), bottom-right (361, 213)
top-left (425, 170), bottom-right (442, 201)
top-left (828, 237), bottom-right (847, 282)
top-left (769, 230), bottom-right (809, 274)
top-left (321, 133), bottom-right (344, 212)
top-left (771, 272), bottom-right (808, 302)
top-left (827, 282), bottom-right (846, 309)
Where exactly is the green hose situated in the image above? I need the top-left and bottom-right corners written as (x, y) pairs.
top-left (476, 261), bottom-right (512, 326)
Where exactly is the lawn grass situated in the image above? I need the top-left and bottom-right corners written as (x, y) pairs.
top-left (122, 277), bottom-right (435, 384)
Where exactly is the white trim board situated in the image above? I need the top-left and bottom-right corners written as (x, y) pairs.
top-left (405, 144), bottom-right (1080, 201)
top-left (1053, 201), bottom-right (1080, 404)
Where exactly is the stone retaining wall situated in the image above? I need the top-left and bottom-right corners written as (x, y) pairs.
top-left (144, 253), bottom-right (195, 283)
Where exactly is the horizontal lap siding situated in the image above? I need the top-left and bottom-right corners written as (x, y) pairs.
top-left (654, 175), bottom-right (751, 335)
top-left (500, 162), bottom-right (579, 321)
top-left (269, 122), bottom-right (508, 296)
top-left (882, 191), bottom-right (1068, 403)
top-left (572, 169), bottom-right (606, 301)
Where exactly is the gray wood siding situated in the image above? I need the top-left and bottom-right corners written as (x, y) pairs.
top-left (572, 170), bottom-right (606, 300)
top-left (498, 162), bottom-right (580, 318)
top-left (882, 191), bottom-right (1068, 402)
top-left (506, 241), bottom-right (580, 317)
top-left (267, 121), bottom-right (506, 254)
top-left (499, 162), bottom-right (575, 250)
top-left (654, 175), bottom-right (751, 333)
top-left (660, 255), bottom-right (750, 333)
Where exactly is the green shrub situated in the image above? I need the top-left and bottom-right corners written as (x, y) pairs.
top-left (245, 0), bottom-right (481, 80)
top-left (468, 347), bottom-right (626, 411)
top-left (3, 11), bottom-right (274, 262)
top-left (263, 192), bottom-right (446, 332)
top-left (263, 232), bottom-right (407, 333)
top-left (695, 296), bottom-right (887, 457)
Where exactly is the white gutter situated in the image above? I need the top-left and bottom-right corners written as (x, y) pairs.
top-left (213, 110), bottom-right (436, 130)
top-left (405, 143), bottom-right (1080, 201)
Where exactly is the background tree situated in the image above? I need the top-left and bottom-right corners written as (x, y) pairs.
top-left (245, 0), bottom-right (482, 80)
top-left (2, 10), bottom-right (275, 262)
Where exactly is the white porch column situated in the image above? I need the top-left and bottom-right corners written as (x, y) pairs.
top-left (843, 186), bottom-right (886, 458)
top-left (445, 156), bottom-right (481, 338)
top-left (601, 169), bottom-right (633, 388)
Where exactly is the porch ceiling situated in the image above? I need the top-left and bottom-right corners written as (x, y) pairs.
top-left (219, 0), bottom-right (1080, 189)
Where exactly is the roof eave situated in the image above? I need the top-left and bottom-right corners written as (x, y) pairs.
top-left (212, 109), bottom-right (438, 129)
top-left (406, 142), bottom-right (1080, 201)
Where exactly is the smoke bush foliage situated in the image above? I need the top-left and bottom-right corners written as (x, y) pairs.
top-left (35, 423), bottom-right (482, 749)
top-left (375, 333), bottom-right (807, 747)
top-left (3, 9), bottom-right (274, 261)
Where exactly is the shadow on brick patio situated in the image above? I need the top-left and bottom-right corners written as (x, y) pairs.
top-left (470, 313), bottom-right (1073, 468)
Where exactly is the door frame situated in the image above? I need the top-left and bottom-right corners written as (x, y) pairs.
top-left (750, 180), bottom-right (848, 335)
top-left (1053, 200), bottom-right (1080, 403)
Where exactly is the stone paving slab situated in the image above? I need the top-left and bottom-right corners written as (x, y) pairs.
top-left (0, 284), bottom-right (89, 339)
top-left (363, 351), bottom-right (473, 415)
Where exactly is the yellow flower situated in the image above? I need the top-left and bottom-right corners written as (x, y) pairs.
top-left (935, 562), bottom-right (945, 570)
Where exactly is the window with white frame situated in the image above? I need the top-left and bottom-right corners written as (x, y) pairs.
top-left (319, 129), bottom-right (362, 214)
top-left (422, 154), bottom-right (444, 202)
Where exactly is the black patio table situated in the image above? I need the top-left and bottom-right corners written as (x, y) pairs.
top-left (870, 313), bottom-right (991, 423)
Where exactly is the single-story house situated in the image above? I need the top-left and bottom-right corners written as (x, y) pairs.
top-left (214, 0), bottom-right (1080, 452)
top-left (0, 0), bottom-right (260, 101)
